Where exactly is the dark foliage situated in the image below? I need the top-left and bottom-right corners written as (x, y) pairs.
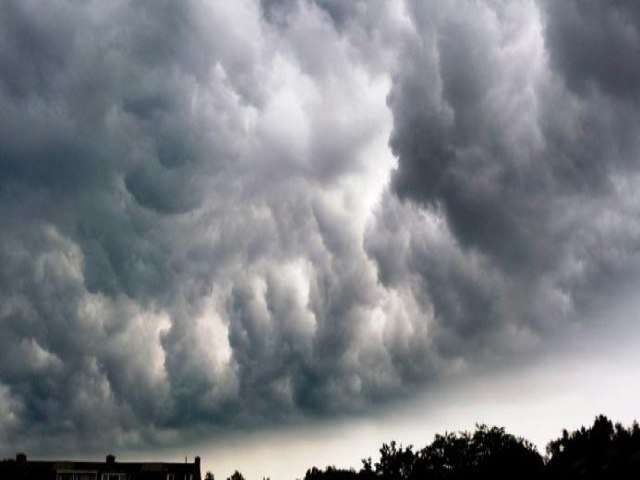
top-left (304, 424), bottom-right (543, 480)
top-left (227, 470), bottom-right (247, 480)
top-left (305, 466), bottom-right (360, 480)
top-left (301, 416), bottom-right (640, 480)
top-left (546, 415), bottom-right (640, 479)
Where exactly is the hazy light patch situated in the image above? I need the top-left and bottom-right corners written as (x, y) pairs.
top-left (337, 75), bottom-right (395, 233)
top-left (253, 55), bottom-right (314, 167)
top-left (0, 384), bottom-right (22, 436)
top-left (192, 304), bottom-right (233, 374)
top-left (15, 338), bottom-right (62, 373)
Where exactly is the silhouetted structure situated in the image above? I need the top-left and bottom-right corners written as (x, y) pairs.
top-left (0, 453), bottom-right (202, 480)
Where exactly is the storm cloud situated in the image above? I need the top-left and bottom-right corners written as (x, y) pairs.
top-left (1, 0), bottom-right (639, 455)
top-left (379, 0), bottom-right (640, 353)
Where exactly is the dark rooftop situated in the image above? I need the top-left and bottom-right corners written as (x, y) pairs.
top-left (0, 453), bottom-right (202, 480)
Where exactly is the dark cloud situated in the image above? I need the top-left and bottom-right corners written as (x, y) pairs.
top-left (260, 0), bottom-right (361, 28)
top-left (1, 0), bottom-right (639, 458)
top-left (382, 0), bottom-right (640, 359)
top-left (0, 0), bottom-right (410, 453)
top-left (541, 0), bottom-right (640, 100)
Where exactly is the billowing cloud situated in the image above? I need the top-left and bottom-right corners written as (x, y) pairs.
top-left (1, 0), bottom-right (639, 456)
top-left (380, 0), bottom-right (640, 357)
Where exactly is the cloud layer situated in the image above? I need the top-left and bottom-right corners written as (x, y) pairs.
top-left (1, 0), bottom-right (639, 453)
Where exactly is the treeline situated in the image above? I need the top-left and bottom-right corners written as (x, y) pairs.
top-left (212, 414), bottom-right (640, 480)
top-left (303, 415), bottom-right (640, 480)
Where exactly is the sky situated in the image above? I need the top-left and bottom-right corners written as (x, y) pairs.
top-left (1, 0), bottom-right (640, 478)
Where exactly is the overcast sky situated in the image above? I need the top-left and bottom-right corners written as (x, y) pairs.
top-left (2, 0), bottom-right (640, 478)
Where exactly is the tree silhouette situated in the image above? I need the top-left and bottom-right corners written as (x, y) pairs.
top-left (304, 465), bottom-right (359, 480)
top-left (546, 414), bottom-right (640, 478)
top-left (414, 425), bottom-right (543, 480)
top-left (303, 423), bottom-right (544, 480)
top-left (375, 441), bottom-right (417, 480)
top-left (205, 472), bottom-right (215, 480)
top-left (227, 470), bottom-right (246, 480)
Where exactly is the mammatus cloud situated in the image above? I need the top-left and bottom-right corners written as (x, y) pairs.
top-left (1, 0), bottom-right (639, 454)
top-left (381, 0), bottom-right (640, 350)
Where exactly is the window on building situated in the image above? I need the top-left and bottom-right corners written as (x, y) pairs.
top-left (57, 472), bottom-right (97, 480)
top-left (77, 475), bottom-right (98, 480)
top-left (101, 474), bottom-right (127, 480)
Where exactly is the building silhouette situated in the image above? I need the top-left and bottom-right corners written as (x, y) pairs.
top-left (0, 453), bottom-right (202, 480)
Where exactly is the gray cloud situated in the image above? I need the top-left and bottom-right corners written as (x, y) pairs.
top-left (541, 0), bottom-right (640, 101)
top-left (382, 0), bottom-right (640, 357)
top-left (1, 0), bottom-right (639, 457)
top-left (0, 0), bottom-right (410, 453)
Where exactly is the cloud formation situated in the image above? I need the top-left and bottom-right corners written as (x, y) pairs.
top-left (1, 0), bottom-right (639, 454)
top-left (381, 0), bottom-right (640, 351)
